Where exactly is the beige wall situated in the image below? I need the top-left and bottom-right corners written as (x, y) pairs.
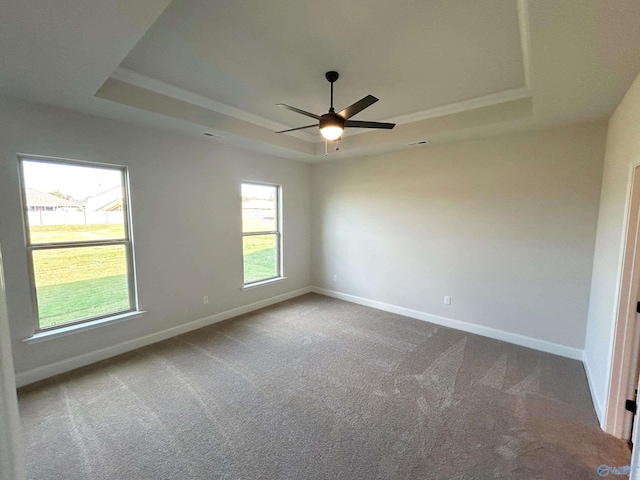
top-left (0, 92), bottom-right (621, 410)
top-left (0, 97), bottom-right (311, 377)
top-left (311, 122), bottom-right (607, 352)
top-left (585, 73), bottom-right (640, 422)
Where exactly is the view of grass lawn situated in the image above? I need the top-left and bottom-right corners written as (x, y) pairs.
top-left (33, 244), bottom-right (127, 287)
top-left (37, 275), bottom-right (129, 328)
top-left (30, 223), bottom-right (125, 244)
top-left (243, 234), bottom-right (278, 283)
top-left (32, 234), bottom-right (131, 328)
top-left (242, 209), bottom-right (279, 284)
top-left (32, 224), bottom-right (278, 328)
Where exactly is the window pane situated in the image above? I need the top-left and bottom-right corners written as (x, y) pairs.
top-left (242, 184), bottom-right (277, 233)
top-left (32, 245), bottom-right (131, 328)
top-left (22, 160), bottom-right (126, 244)
top-left (243, 234), bottom-right (278, 283)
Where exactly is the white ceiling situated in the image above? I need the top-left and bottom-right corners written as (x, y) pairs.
top-left (1, 1), bottom-right (640, 162)
top-left (120, 0), bottom-right (525, 127)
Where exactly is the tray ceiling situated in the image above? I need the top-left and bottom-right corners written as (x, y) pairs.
top-left (2, 1), bottom-right (640, 162)
top-left (119, 0), bottom-right (525, 126)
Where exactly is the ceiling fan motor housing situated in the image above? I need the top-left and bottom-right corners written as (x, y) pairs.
top-left (319, 112), bottom-right (345, 130)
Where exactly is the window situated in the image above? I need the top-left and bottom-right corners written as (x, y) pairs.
top-left (20, 157), bottom-right (136, 330)
top-left (241, 182), bottom-right (282, 286)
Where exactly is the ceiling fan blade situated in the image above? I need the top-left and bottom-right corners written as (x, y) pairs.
top-left (345, 120), bottom-right (395, 129)
top-left (276, 124), bottom-right (317, 133)
top-left (338, 95), bottom-right (379, 119)
top-left (276, 104), bottom-right (321, 120)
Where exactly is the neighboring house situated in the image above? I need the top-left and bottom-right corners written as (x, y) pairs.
top-left (25, 188), bottom-right (80, 211)
top-left (84, 185), bottom-right (123, 212)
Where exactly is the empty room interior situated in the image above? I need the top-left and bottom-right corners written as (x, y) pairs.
top-left (3, 1), bottom-right (640, 479)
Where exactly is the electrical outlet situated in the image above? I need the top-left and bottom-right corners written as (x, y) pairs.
top-left (203, 296), bottom-right (209, 304)
top-left (333, 274), bottom-right (338, 282)
top-left (444, 296), bottom-right (451, 305)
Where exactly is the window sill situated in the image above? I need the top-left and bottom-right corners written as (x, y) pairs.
top-left (23, 310), bottom-right (146, 345)
top-left (241, 276), bottom-right (288, 291)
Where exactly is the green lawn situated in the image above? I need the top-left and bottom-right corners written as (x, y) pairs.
top-left (31, 233), bottom-right (130, 328)
top-left (243, 237), bottom-right (277, 283)
top-left (33, 244), bottom-right (128, 286)
top-left (32, 224), bottom-right (278, 328)
top-left (37, 275), bottom-right (130, 327)
top-left (30, 223), bottom-right (125, 244)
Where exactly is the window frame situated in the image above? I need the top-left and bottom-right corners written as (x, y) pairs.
top-left (241, 181), bottom-right (283, 287)
top-left (18, 155), bottom-right (138, 332)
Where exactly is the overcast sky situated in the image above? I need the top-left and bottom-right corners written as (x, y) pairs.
top-left (21, 160), bottom-right (121, 199)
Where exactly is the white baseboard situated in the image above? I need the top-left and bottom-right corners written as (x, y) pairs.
top-left (16, 285), bottom-right (588, 388)
top-left (311, 286), bottom-right (584, 361)
top-left (582, 350), bottom-right (605, 427)
top-left (15, 287), bottom-right (312, 388)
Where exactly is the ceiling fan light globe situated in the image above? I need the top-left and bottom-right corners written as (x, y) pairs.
top-left (320, 126), bottom-right (343, 140)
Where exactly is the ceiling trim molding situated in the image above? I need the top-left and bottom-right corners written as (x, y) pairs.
top-left (109, 67), bottom-right (318, 142)
top-left (333, 86), bottom-right (532, 142)
top-left (384, 86), bottom-right (532, 125)
top-left (517, 0), bottom-right (532, 88)
top-left (109, 67), bottom-right (532, 145)
top-left (330, 87), bottom-right (532, 143)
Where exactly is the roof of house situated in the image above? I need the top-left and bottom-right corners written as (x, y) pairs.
top-left (25, 188), bottom-right (80, 208)
top-left (85, 185), bottom-right (122, 212)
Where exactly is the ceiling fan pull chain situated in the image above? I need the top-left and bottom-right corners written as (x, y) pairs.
top-left (325, 138), bottom-right (328, 156)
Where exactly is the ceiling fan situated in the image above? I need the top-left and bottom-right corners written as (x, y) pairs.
top-left (276, 71), bottom-right (395, 140)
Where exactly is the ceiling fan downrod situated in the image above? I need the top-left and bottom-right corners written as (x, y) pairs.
top-left (326, 71), bottom-right (339, 113)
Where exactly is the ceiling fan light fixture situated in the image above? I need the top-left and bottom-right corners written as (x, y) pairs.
top-left (319, 112), bottom-right (345, 140)
top-left (320, 125), bottom-right (344, 140)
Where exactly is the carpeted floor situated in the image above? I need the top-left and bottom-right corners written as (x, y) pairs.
top-left (19, 293), bottom-right (630, 479)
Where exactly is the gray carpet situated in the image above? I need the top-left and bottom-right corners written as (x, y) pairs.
top-left (19, 293), bottom-right (630, 479)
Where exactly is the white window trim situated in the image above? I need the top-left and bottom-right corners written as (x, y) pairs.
top-left (241, 276), bottom-right (288, 291)
top-left (23, 310), bottom-right (146, 344)
top-left (18, 154), bottom-right (141, 334)
top-left (241, 181), bottom-right (284, 287)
